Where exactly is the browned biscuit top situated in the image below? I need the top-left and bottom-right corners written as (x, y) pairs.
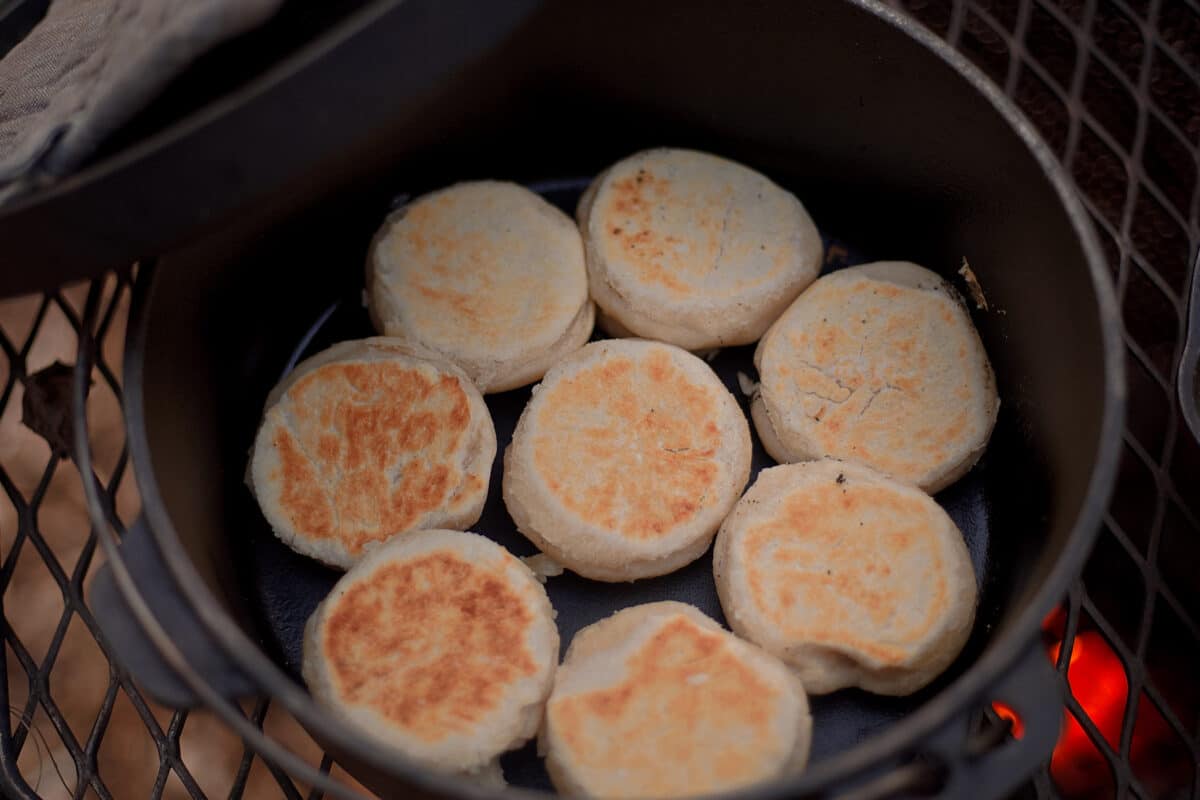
top-left (529, 344), bottom-right (726, 541)
top-left (321, 549), bottom-right (538, 743)
top-left (589, 149), bottom-right (810, 300)
top-left (371, 181), bottom-right (588, 360)
top-left (547, 611), bottom-right (794, 797)
top-left (268, 360), bottom-right (477, 556)
top-left (756, 264), bottom-right (996, 487)
top-left (739, 473), bottom-right (951, 664)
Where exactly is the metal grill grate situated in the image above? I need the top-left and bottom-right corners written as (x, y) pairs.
top-left (1, 0), bottom-right (1198, 797)
top-left (0, 276), bottom-right (353, 798)
top-left (893, 0), bottom-right (1200, 796)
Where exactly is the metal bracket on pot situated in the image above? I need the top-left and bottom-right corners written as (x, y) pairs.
top-left (835, 642), bottom-right (1063, 800)
top-left (89, 515), bottom-right (259, 708)
top-left (926, 643), bottom-right (1062, 796)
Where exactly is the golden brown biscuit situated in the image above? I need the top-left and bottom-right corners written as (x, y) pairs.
top-left (503, 339), bottom-right (752, 581)
top-left (303, 530), bottom-right (558, 777)
top-left (541, 602), bottom-right (811, 798)
top-left (367, 181), bottom-right (594, 393)
top-left (752, 261), bottom-right (999, 493)
top-left (713, 460), bottom-right (977, 695)
top-left (249, 338), bottom-right (495, 568)
top-left (578, 148), bottom-right (823, 350)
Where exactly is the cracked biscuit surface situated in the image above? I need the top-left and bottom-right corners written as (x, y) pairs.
top-left (249, 338), bottom-right (496, 568)
top-left (752, 261), bottom-right (999, 493)
top-left (578, 148), bottom-right (823, 350)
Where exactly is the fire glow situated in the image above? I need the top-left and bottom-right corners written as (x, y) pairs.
top-left (1046, 630), bottom-right (1127, 794)
top-left (994, 607), bottom-right (1187, 797)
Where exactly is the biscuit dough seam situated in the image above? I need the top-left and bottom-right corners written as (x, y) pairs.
top-left (710, 195), bottom-right (736, 274)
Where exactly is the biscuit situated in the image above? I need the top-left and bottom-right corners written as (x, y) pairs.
top-left (302, 530), bottom-right (559, 776)
top-left (578, 148), bottom-right (822, 350)
top-left (368, 181), bottom-right (594, 393)
top-left (541, 601), bottom-right (811, 798)
top-left (713, 460), bottom-right (977, 695)
top-left (503, 339), bottom-right (751, 581)
top-left (753, 261), bottom-right (999, 493)
top-left (249, 338), bottom-right (495, 568)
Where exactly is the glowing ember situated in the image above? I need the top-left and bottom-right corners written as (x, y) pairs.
top-left (1015, 606), bottom-right (1191, 797)
top-left (991, 701), bottom-right (1025, 739)
top-left (1048, 632), bottom-right (1128, 795)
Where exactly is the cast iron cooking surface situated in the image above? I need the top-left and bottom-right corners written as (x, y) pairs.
top-left (242, 177), bottom-right (996, 791)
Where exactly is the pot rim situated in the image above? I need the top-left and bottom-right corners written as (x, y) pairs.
top-left (119, 0), bottom-right (1126, 796)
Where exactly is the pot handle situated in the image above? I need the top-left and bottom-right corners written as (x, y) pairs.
top-left (89, 515), bottom-right (259, 708)
top-left (838, 640), bottom-right (1062, 800)
top-left (1178, 249), bottom-right (1200, 444)
top-left (929, 640), bottom-right (1062, 796)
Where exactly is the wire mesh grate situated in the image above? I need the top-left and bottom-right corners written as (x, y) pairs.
top-left (0, 275), bottom-right (215, 800)
top-left (0, 277), bottom-right (344, 799)
top-left (889, 0), bottom-right (1200, 797)
top-left (0, 0), bottom-right (1197, 797)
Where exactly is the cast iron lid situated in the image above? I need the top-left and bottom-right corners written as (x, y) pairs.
top-left (0, 0), bottom-right (540, 298)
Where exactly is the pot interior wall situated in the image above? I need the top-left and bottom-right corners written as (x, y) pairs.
top-left (132, 0), bottom-right (1110, 786)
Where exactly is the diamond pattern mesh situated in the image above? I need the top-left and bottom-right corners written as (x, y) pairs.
top-left (0, 277), bottom-right (361, 798)
top-left (0, 0), bottom-right (1197, 797)
top-left (891, 0), bottom-right (1200, 796)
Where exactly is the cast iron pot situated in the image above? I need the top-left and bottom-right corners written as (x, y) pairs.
top-left (65, 0), bottom-right (1124, 797)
